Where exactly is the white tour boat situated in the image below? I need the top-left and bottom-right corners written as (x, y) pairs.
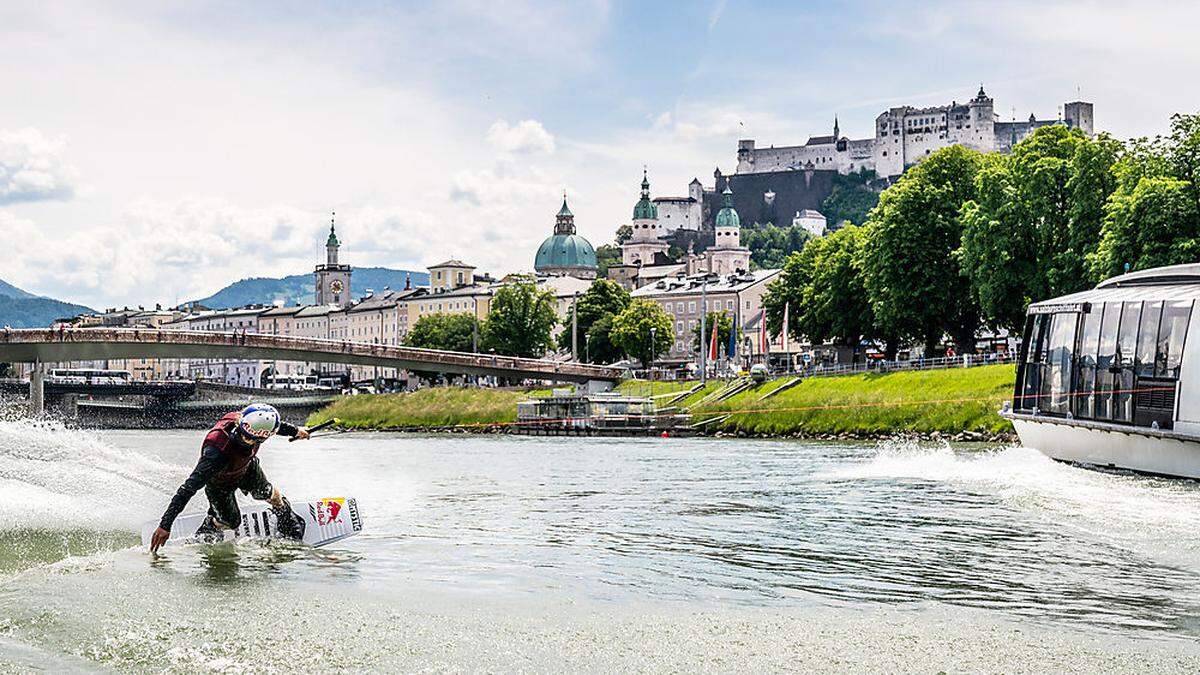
top-left (1003, 263), bottom-right (1200, 478)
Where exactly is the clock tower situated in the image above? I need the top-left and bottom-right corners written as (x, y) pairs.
top-left (315, 212), bottom-right (352, 307)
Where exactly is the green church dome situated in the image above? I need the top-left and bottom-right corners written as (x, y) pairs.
top-left (535, 195), bottom-right (597, 275)
top-left (632, 169), bottom-right (658, 220)
top-left (715, 185), bottom-right (740, 228)
top-left (535, 233), bottom-right (598, 272)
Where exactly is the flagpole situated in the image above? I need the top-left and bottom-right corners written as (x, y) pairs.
top-left (782, 301), bottom-right (790, 373)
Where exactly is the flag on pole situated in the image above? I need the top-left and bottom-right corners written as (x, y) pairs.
top-left (758, 309), bottom-right (768, 354)
top-left (781, 302), bottom-right (790, 354)
top-left (709, 321), bottom-right (719, 362)
top-left (727, 317), bottom-right (737, 360)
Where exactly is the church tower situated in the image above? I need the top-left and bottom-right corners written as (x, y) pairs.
top-left (706, 186), bottom-right (750, 275)
top-left (621, 169), bottom-right (670, 266)
top-left (315, 212), bottom-right (352, 307)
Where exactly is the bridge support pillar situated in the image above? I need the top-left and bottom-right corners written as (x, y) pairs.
top-left (29, 362), bottom-right (44, 417)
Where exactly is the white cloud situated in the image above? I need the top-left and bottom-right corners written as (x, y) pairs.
top-left (486, 119), bottom-right (556, 155)
top-left (708, 0), bottom-right (727, 31)
top-left (0, 128), bottom-right (78, 204)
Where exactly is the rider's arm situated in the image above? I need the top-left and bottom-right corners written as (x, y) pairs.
top-left (158, 446), bottom-right (229, 530)
top-left (278, 421), bottom-right (300, 438)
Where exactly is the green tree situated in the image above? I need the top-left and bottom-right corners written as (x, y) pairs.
top-left (616, 224), bottom-right (633, 244)
top-left (821, 169), bottom-right (880, 228)
top-left (405, 312), bottom-right (480, 352)
top-left (610, 299), bottom-right (674, 365)
top-left (1091, 177), bottom-right (1200, 278)
top-left (1167, 112), bottom-right (1200, 217)
top-left (741, 225), bottom-right (810, 269)
top-left (764, 225), bottom-right (874, 349)
top-left (481, 282), bottom-right (558, 358)
top-left (690, 311), bottom-right (735, 353)
top-left (557, 279), bottom-right (631, 356)
top-left (1089, 112), bottom-right (1200, 281)
top-left (862, 145), bottom-right (983, 354)
top-left (595, 244), bottom-right (622, 277)
top-left (960, 153), bottom-right (1035, 333)
top-left (585, 314), bottom-right (623, 364)
top-left (961, 125), bottom-right (1124, 334)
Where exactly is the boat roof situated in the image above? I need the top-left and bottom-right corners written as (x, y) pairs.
top-left (1031, 264), bottom-right (1200, 310)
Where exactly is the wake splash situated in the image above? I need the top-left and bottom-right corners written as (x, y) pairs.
top-left (0, 419), bottom-right (182, 532)
top-left (834, 440), bottom-right (1200, 570)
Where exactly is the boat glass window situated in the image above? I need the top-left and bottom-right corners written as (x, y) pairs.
top-left (1114, 302), bottom-right (1142, 423)
top-left (1136, 301), bottom-right (1162, 378)
top-left (1094, 303), bottom-right (1121, 421)
top-left (1073, 306), bottom-right (1102, 419)
top-left (1156, 300), bottom-right (1193, 379)
top-left (1019, 314), bottom-right (1047, 410)
top-left (1043, 312), bottom-right (1077, 415)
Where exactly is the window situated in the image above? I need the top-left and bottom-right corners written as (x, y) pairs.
top-left (1113, 302), bottom-right (1142, 422)
top-left (688, 301), bottom-right (696, 313)
top-left (1136, 301), bottom-right (1162, 377)
top-left (1156, 301), bottom-right (1193, 378)
top-left (1073, 306), bottom-right (1102, 418)
top-left (1094, 304), bottom-right (1121, 420)
top-left (1041, 313), bottom-right (1077, 415)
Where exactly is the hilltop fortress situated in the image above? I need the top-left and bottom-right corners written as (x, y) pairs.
top-left (736, 86), bottom-right (1094, 179)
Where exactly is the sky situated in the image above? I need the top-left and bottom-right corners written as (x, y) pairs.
top-left (1, 0), bottom-right (1198, 309)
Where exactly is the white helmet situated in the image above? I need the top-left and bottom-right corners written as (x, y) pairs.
top-left (238, 403), bottom-right (281, 441)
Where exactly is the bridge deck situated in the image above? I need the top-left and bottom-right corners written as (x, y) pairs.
top-left (0, 328), bottom-right (625, 383)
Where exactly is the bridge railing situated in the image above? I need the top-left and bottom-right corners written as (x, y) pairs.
top-left (0, 327), bottom-right (626, 382)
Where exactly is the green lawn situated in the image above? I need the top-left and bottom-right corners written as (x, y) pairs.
top-left (308, 387), bottom-right (532, 429)
top-left (310, 365), bottom-right (1017, 436)
top-left (692, 364), bottom-right (1016, 436)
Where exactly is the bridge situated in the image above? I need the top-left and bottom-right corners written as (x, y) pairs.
top-left (0, 328), bottom-right (626, 413)
top-left (0, 378), bottom-right (195, 398)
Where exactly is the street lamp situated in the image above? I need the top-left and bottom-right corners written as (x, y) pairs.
top-left (698, 271), bottom-right (718, 385)
top-left (649, 326), bottom-right (657, 379)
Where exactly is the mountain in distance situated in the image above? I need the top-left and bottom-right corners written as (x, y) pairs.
top-left (191, 267), bottom-right (431, 309)
top-left (0, 279), bottom-right (37, 300)
top-left (0, 279), bottom-right (96, 328)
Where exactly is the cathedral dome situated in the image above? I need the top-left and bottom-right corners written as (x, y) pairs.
top-left (534, 196), bottom-right (598, 278)
top-left (535, 233), bottom-right (598, 273)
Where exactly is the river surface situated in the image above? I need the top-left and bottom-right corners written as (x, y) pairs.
top-left (2, 421), bottom-right (1200, 672)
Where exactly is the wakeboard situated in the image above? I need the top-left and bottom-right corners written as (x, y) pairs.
top-left (141, 497), bottom-right (363, 548)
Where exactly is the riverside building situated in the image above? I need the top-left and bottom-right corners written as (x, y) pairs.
top-left (630, 269), bottom-right (780, 361)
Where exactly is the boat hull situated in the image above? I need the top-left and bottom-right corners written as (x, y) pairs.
top-left (1011, 415), bottom-right (1200, 479)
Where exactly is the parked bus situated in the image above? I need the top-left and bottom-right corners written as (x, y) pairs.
top-left (47, 368), bottom-right (133, 385)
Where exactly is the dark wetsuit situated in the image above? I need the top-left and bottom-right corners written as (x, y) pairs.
top-left (159, 414), bottom-right (299, 531)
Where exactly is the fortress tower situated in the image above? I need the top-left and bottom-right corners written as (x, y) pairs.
top-left (1064, 101), bottom-right (1094, 136)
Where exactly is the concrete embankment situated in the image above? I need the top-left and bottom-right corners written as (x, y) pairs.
top-left (308, 365), bottom-right (1017, 440)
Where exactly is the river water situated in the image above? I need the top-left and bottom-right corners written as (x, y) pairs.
top-left (2, 421), bottom-right (1200, 672)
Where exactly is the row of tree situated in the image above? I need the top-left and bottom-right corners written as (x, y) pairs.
top-left (763, 113), bottom-right (1200, 357)
top-left (405, 282), bottom-right (559, 358)
top-left (406, 278), bottom-right (679, 365)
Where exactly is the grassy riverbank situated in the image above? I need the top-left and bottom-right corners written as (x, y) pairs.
top-left (307, 387), bottom-right (546, 429)
top-left (679, 364), bottom-right (1015, 438)
top-left (310, 365), bottom-right (1016, 437)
